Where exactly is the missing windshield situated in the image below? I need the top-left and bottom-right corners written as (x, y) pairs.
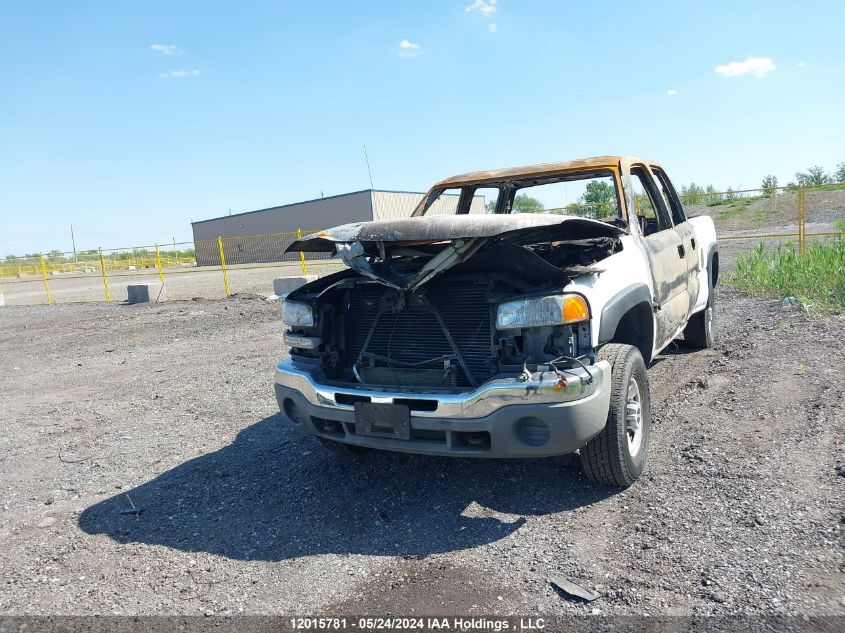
top-left (417, 170), bottom-right (621, 220)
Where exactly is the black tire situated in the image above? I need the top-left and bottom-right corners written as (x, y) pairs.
top-left (580, 343), bottom-right (651, 487)
top-left (684, 280), bottom-right (716, 349)
top-left (317, 436), bottom-right (371, 457)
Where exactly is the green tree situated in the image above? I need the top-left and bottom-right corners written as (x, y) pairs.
top-left (511, 193), bottom-right (545, 213)
top-left (761, 175), bottom-right (778, 197)
top-left (680, 183), bottom-right (705, 205)
top-left (703, 185), bottom-right (720, 205)
top-left (795, 166), bottom-right (831, 186)
top-left (485, 199), bottom-right (496, 213)
top-left (833, 162), bottom-right (845, 183)
top-left (577, 180), bottom-right (617, 218)
top-left (582, 180), bottom-right (615, 205)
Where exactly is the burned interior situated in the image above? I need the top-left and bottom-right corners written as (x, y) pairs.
top-left (283, 171), bottom-right (627, 391)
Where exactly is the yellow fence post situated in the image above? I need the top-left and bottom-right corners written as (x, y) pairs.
top-left (39, 254), bottom-right (52, 305)
top-left (217, 236), bottom-right (231, 297)
top-left (155, 243), bottom-right (165, 285)
top-left (297, 228), bottom-right (308, 275)
top-left (98, 248), bottom-right (111, 303)
top-left (797, 186), bottom-right (806, 254)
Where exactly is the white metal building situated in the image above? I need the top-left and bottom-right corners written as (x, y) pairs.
top-left (192, 189), bottom-right (485, 266)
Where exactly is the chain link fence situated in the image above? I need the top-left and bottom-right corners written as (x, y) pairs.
top-left (1, 185), bottom-right (843, 306)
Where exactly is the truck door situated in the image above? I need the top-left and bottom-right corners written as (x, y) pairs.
top-left (630, 165), bottom-right (689, 350)
top-left (651, 166), bottom-right (701, 314)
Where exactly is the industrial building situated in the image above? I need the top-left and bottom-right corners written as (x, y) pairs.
top-left (192, 189), bottom-right (485, 266)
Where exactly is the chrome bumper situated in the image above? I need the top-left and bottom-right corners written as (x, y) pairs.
top-left (273, 357), bottom-right (610, 419)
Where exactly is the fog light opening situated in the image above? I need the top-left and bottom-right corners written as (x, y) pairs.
top-left (283, 398), bottom-right (303, 425)
top-left (515, 417), bottom-right (550, 447)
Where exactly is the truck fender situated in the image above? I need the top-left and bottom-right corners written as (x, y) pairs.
top-left (597, 283), bottom-right (655, 364)
top-left (706, 242), bottom-right (719, 288)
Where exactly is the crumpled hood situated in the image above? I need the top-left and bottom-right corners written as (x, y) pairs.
top-left (285, 213), bottom-right (623, 253)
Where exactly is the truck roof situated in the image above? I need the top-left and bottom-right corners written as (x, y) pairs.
top-left (433, 155), bottom-right (663, 188)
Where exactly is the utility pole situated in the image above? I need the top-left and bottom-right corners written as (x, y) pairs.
top-left (70, 224), bottom-right (77, 262)
top-left (363, 145), bottom-right (374, 190)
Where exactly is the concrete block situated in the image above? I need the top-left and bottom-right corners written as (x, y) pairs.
top-left (273, 275), bottom-right (317, 297)
top-left (127, 283), bottom-right (166, 304)
top-left (83, 267), bottom-right (95, 273)
top-left (127, 265), bottom-right (137, 270)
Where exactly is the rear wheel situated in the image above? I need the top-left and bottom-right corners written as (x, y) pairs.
top-left (684, 279), bottom-right (717, 348)
top-left (580, 343), bottom-right (651, 487)
top-left (317, 436), bottom-right (371, 457)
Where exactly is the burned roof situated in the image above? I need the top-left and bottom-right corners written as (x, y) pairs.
top-left (432, 155), bottom-right (662, 188)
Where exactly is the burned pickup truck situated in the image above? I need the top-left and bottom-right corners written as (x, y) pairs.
top-left (274, 156), bottom-right (718, 486)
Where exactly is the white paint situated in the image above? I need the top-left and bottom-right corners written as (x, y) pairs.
top-left (566, 234), bottom-right (654, 350)
top-left (688, 216), bottom-right (718, 314)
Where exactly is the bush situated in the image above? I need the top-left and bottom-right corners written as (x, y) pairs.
top-left (795, 166), bottom-right (831, 186)
top-left (761, 175), bottom-right (778, 196)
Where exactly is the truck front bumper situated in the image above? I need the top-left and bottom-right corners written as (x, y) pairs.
top-left (273, 357), bottom-right (611, 458)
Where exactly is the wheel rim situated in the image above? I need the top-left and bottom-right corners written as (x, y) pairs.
top-left (626, 376), bottom-right (644, 457)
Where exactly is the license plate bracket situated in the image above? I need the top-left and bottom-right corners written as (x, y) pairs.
top-left (354, 403), bottom-right (411, 440)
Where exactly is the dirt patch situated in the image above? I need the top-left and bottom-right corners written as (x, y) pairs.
top-left (0, 291), bottom-right (842, 616)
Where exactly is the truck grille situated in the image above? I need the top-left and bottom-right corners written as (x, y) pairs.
top-left (346, 280), bottom-right (494, 387)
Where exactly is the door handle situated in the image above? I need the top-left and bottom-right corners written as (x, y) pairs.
top-left (678, 244), bottom-right (686, 258)
top-left (690, 238), bottom-right (696, 250)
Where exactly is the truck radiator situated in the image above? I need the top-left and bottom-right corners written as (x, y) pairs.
top-left (345, 280), bottom-right (494, 387)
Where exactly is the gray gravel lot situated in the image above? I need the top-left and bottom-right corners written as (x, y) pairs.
top-left (0, 289), bottom-right (842, 616)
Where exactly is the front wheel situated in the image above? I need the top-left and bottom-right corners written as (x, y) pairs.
top-left (580, 343), bottom-right (651, 487)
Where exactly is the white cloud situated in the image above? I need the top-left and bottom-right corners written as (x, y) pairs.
top-left (150, 43), bottom-right (182, 55)
top-left (159, 69), bottom-right (200, 78)
top-left (714, 56), bottom-right (776, 78)
top-left (796, 62), bottom-right (806, 67)
top-left (488, 22), bottom-right (497, 33)
top-left (466, 0), bottom-right (497, 17)
top-left (666, 89), bottom-right (679, 96)
top-left (398, 39), bottom-right (422, 58)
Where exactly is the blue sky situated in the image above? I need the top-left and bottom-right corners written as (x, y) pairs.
top-left (1, 0), bottom-right (844, 256)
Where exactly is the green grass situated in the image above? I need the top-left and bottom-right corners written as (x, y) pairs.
top-left (731, 239), bottom-right (845, 315)
top-left (708, 195), bottom-right (761, 208)
top-left (806, 182), bottom-right (845, 193)
top-left (716, 200), bottom-right (770, 226)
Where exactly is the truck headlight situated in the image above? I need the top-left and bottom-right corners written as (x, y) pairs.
top-left (496, 294), bottom-right (589, 330)
top-left (282, 300), bottom-right (315, 327)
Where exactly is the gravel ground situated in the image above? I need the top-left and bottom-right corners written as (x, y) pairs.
top-left (0, 289), bottom-right (843, 616)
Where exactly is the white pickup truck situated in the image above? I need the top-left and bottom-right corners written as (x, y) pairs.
top-left (274, 156), bottom-right (718, 486)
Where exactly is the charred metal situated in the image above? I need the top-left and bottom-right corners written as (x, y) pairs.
top-left (285, 220), bottom-right (621, 390)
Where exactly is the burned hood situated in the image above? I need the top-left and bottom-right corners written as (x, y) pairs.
top-left (285, 213), bottom-right (623, 253)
